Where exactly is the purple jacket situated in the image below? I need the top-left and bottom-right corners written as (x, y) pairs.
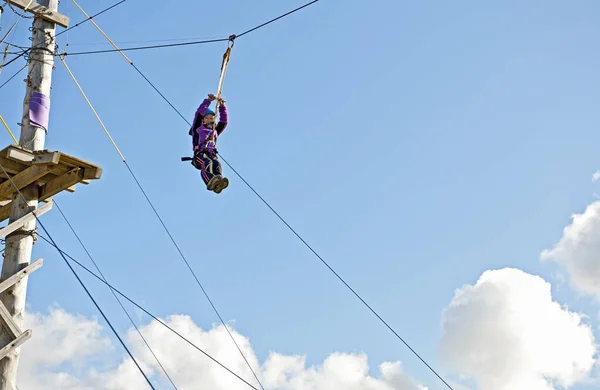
top-left (188, 98), bottom-right (228, 153)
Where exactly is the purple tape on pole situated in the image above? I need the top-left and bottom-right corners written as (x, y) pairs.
top-left (29, 91), bottom-right (50, 132)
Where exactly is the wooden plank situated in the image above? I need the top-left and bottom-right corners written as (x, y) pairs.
top-left (6, 147), bottom-right (34, 164)
top-left (57, 153), bottom-right (102, 180)
top-left (0, 330), bottom-right (32, 361)
top-left (0, 165), bottom-right (49, 199)
top-left (39, 168), bottom-right (83, 200)
top-left (83, 166), bottom-right (102, 180)
top-left (0, 303), bottom-right (20, 339)
top-left (65, 184), bottom-right (76, 192)
top-left (0, 146), bottom-right (14, 159)
top-left (0, 203), bottom-right (52, 239)
top-left (32, 151), bottom-right (60, 165)
top-left (0, 204), bottom-right (11, 224)
top-left (0, 157), bottom-right (27, 176)
top-left (4, 0), bottom-right (69, 27)
top-left (0, 259), bottom-right (43, 294)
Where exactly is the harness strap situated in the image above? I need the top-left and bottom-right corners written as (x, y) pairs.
top-left (208, 36), bottom-right (235, 143)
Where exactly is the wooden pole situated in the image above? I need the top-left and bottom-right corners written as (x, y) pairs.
top-left (0, 1), bottom-right (58, 388)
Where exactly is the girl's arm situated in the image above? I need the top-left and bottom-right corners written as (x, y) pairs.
top-left (216, 102), bottom-right (228, 135)
top-left (188, 98), bottom-right (212, 135)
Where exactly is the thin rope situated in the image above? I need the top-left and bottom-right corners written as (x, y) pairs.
top-left (71, 0), bottom-right (133, 64)
top-left (58, 56), bottom-right (125, 160)
top-left (53, 200), bottom-right (179, 389)
top-left (0, 114), bottom-right (18, 144)
top-left (0, 163), bottom-right (157, 390)
top-left (34, 233), bottom-right (259, 390)
top-left (122, 160), bottom-right (265, 390)
top-left (57, 31), bottom-right (264, 389)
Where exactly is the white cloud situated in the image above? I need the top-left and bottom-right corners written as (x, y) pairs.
top-left (16, 308), bottom-right (426, 390)
top-left (592, 171), bottom-right (600, 182)
top-left (540, 200), bottom-right (600, 298)
top-left (440, 268), bottom-right (597, 390)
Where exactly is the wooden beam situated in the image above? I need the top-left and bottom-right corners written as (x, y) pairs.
top-left (0, 146), bottom-right (14, 159)
top-left (0, 203), bottom-right (52, 239)
top-left (0, 304), bottom-right (20, 339)
top-left (39, 168), bottom-right (83, 200)
top-left (0, 205), bottom-right (11, 224)
top-left (57, 153), bottom-right (103, 180)
top-left (6, 147), bottom-right (33, 164)
top-left (0, 165), bottom-right (49, 199)
top-left (0, 157), bottom-right (26, 177)
top-left (32, 151), bottom-right (60, 165)
top-left (0, 199), bottom-right (48, 223)
top-left (83, 166), bottom-right (103, 180)
top-left (0, 259), bottom-right (43, 295)
top-left (4, 0), bottom-right (69, 27)
top-left (0, 330), bottom-right (32, 361)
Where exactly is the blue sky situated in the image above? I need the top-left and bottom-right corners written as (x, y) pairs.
top-left (2, 0), bottom-right (600, 389)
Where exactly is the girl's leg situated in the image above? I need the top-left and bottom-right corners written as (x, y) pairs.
top-left (211, 155), bottom-right (229, 193)
top-left (194, 152), bottom-right (218, 189)
top-left (212, 155), bottom-right (223, 177)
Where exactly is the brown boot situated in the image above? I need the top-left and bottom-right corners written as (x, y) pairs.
top-left (207, 176), bottom-right (220, 191)
top-left (213, 176), bottom-right (229, 194)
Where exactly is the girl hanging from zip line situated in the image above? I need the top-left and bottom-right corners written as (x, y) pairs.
top-left (188, 93), bottom-right (229, 193)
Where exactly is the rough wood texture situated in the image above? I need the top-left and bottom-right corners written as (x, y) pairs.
top-left (0, 259), bottom-right (43, 295)
top-left (0, 165), bottom-right (49, 199)
top-left (4, 0), bottom-right (69, 27)
top-left (39, 168), bottom-right (82, 199)
top-left (0, 204), bottom-right (52, 239)
top-left (0, 331), bottom-right (31, 362)
top-left (0, 1), bottom-right (57, 388)
top-left (0, 306), bottom-right (19, 340)
top-left (0, 146), bottom-right (102, 224)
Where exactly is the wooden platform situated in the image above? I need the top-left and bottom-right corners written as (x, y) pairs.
top-left (0, 145), bottom-right (102, 223)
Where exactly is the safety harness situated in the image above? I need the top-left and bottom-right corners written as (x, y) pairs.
top-left (181, 35), bottom-right (235, 165)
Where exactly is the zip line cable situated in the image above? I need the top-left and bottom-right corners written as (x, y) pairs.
top-left (40, 0), bottom-right (320, 57)
top-left (67, 35), bottom-right (226, 46)
top-left (58, 53), bottom-right (265, 390)
top-left (53, 200), bottom-right (179, 390)
top-left (235, 0), bottom-right (319, 38)
top-left (0, 163), bottom-right (157, 390)
top-left (63, 37), bottom-right (229, 56)
top-left (68, 1), bottom-right (455, 389)
top-left (33, 233), bottom-right (259, 390)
